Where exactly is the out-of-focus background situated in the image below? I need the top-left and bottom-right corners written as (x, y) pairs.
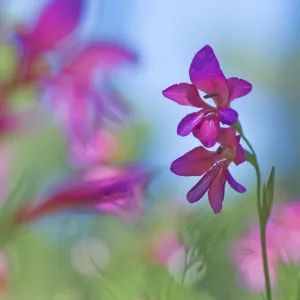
top-left (0, 0), bottom-right (298, 299)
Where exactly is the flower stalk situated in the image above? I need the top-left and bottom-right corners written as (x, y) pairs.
top-left (236, 121), bottom-right (273, 300)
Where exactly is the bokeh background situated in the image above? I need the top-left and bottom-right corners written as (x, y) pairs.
top-left (0, 0), bottom-right (298, 299)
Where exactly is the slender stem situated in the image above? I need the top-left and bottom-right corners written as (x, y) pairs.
top-left (240, 132), bottom-right (272, 300)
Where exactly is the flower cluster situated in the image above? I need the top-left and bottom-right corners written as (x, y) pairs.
top-left (162, 45), bottom-right (252, 213)
top-left (0, 0), bottom-right (152, 223)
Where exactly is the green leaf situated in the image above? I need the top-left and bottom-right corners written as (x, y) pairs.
top-left (262, 166), bottom-right (275, 222)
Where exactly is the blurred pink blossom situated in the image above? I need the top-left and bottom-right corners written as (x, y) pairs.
top-left (84, 165), bottom-right (151, 221)
top-left (232, 201), bottom-right (300, 292)
top-left (69, 129), bottom-right (120, 168)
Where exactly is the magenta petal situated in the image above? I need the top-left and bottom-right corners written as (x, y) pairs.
top-left (193, 116), bottom-right (219, 148)
top-left (187, 166), bottom-right (219, 203)
top-left (171, 146), bottom-right (215, 176)
top-left (234, 143), bottom-right (246, 165)
top-left (65, 44), bottom-right (136, 83)
top-left (226, 170), bottom-right (246, 193)
top-left (208, 166), bottom-right (227, 213)
top-left (162, 83), bottom-right (210, 108)
top-left (218, 127), bottom-right (237, 149)
top-left (227, 77), bottom-right (252, 102)
top-left (27, 0), bottom-right (82, 54)
top-left (177, 111), bottom-right (205, 136)
top-left (189, 45), bottom-right (229, 106)
top-left (218, 107), bottom-right (238, 125)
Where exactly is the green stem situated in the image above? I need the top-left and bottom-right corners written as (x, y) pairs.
top-left (240, 131), bottom-right (272, 300)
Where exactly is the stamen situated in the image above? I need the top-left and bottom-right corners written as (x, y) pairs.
top-left (204, 93), bottom-right (219, 99)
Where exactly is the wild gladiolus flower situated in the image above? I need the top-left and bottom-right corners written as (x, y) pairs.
top-left (14, 175), bottom-right (138, 224)
top-left (171, 128), bottom-right (246, 213)
top-left (83, 165), bottom-right (151, 220)
top-left (69, 129), bottom-right (120, 168)
top-left (15, 165), bottom-right (151, 224)
top-left (17, 0), bottom-right (82, 58)
top-left (162, 45), bottom-right (252, 147)
top-left (45, 43), bottom-right (135, 142)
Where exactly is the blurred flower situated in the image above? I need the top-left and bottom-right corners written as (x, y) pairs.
top-left (46, 43), bottom-right (135, 143)
top-left (269, 201), bottom-right (300, 263)
top-left (162, 45), bottom-right (252, 147)
top-left (83, 165), bottom-right (151, 221)
top-left (14, 164), bottom-right (151, 224)
top-left (232, 226), bottom-right (278, 292)
top-left (16, 0), bottom-right (83, 80)
top-left (69, 129), bottom-right (120, 168)
top-left (171, 127), bottom-right (246, 213)
top-left (232, 201), bottom-right (300, 292)
top-left (14, 174), bottom-right (137, 224)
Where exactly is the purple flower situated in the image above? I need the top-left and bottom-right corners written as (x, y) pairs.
top-left (162, 45), bottom-right (252, 147)
top-left (171, 128), bottom-right (246, 213)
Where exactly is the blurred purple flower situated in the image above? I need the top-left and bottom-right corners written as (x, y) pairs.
top-left (46, 43), bottom-right (135, 143)
top-left (83, 165), bottom-right (151, 221)
top-left (162, 45), bottom-right (252, 147)
top-left (171, 127), bottom-right (246, 213)
top-left (69, 129), bottom-right (120, 169)
top-left (19, 0), bottom-right (82, 57)
top-left (15, 164), bottom-right (150, 224)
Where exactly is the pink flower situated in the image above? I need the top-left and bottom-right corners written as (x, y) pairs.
top-left (171, 127), bottom-right (246, 213)
top-left (69, 129), bottom-right (120, 168)
top-left (20, 0), bottom-right (82, 57)
top-left (45, 43), bottom-right (135, 142)
top-left (162, 45), bottom-right (252, 147)
top-left (83, 165), bottom-right (151, 221)
top-left (269, 201), bottom-right (300, 263)
top-left (14, 172), bottom-right (140, 224)
top-left (232, 226), bottom-right (278, 292)
top-left (232, 201), bottom-right (300, 292)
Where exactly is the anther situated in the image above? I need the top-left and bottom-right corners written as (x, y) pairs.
top-left (204, 93), bottom-right (219, 99)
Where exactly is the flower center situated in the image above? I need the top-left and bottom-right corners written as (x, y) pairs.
top-left (215, 145), bottom-right (236, 161)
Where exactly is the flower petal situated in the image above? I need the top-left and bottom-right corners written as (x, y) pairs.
top-left (226, 170), bottom-right (246, 193)
top-left (177, 111), bottom-right (205, 136)
top-left (187, 165), bottom-right (219, 203)
top-left (193, 116), bottom-right (219, 148)
top-left (218, 107), bottom-right (238, 125)
top-left (26, 0), bottom-right (82, 54)
top-left (171, 146), bottom-right (215, 176)
top-left (208, 166), bottom-right (227, 213)
top-left (162, 83), bottom-right (210, 108)
top-left (218, 127), bottom-right (237, 149)
top-left (65, 44), bottom-right (136, 84)
top-left (189, 45), bottom-right (229, 106)
top-left (234, 142), bottom-right (246, 165)
top-left (227, 77), bottom-right (252, 102)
